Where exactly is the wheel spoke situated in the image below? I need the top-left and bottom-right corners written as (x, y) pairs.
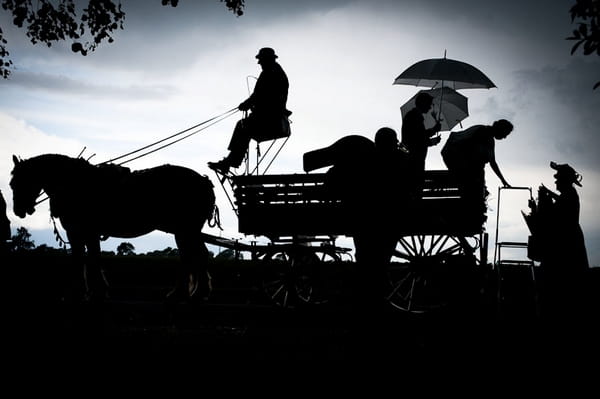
top-left (389, 233), bottom-right (484, 313)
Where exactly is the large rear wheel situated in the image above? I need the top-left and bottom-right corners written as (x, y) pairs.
top-left (387, 234), bottom-right (483, 313)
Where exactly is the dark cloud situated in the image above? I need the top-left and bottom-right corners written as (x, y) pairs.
top-left (509, 57), bottom-right (600, 169)
top-left (3, 70), bottom-right (178, 100)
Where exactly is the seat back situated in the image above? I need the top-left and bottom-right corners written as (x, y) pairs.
top-left (249, 115), bottom-right (291, 143)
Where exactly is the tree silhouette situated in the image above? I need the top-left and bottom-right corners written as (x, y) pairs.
top-left (568, 0), bottom-right (600, 89)
top-left (10, 226), bottom-right (35, 251)
top-left (214, 248), bottom-right (237, 260)
top-left (116, 241), bottom-right (135, 256)
top-left (0, 0), bottom-right (246, 79)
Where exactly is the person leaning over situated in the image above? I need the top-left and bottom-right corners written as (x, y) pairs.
top-left (441, 119), bottom-right (513, 223)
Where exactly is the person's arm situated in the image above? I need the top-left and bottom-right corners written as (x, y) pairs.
top-left (490, 158), bottom-right (510, 187)
top-left (425, 119), bottom-right (442, 146)
top-left (239, 93), bottom-right (255, 111)
top-left (239, 72), bottom-right (262, 111)
top-left (425, 121), bottom-right (441, 138)
top-left (539, 184), bottom-right (559, 201)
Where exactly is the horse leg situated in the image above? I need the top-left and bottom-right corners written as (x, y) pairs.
top-left (168, 233), bottom-right (211, 302)
top-left (65, 232), bottom-right (87, 302)
top-left (192, 242), bottom-right (211, 300)
top-left (84, 236), bottom-right (108, 301)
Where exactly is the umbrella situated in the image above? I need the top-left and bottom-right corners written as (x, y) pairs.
top-left (393, 55), bottom-right (496, 90)
top-left (394, 53), bottom-right (494, 127)
top-left (400, 87), bottom-right (468, 131)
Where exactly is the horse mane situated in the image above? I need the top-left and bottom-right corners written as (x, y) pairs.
top-left (16, 154), bottom-right (131, 178)
top-left (14, 153), bottom-right (91, 173)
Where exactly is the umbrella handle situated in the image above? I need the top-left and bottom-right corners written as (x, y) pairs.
top-left (437, 80), bottom-right (444, 124)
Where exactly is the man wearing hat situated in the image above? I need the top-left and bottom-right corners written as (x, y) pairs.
top-left (209, 47), bottom-right (291, 174)
top-left (401, 92), bottom-right (442, 198)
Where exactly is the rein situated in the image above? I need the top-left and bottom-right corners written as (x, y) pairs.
top-left (32, 107), bottom-right (239, 205)
top-left (103, 107), bottom-right (239, 166)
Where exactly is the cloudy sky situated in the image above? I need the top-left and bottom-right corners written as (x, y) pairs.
top-left (1, 0), bottom-right (598, 266)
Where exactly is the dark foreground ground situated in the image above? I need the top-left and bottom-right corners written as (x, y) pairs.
top-left (3, 252), bottom-right (600, 379)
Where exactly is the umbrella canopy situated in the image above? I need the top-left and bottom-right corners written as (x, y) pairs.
top-left (400, 87), bottom-right (468, 131)
top-left (393, 57), bottom-right (496, 90)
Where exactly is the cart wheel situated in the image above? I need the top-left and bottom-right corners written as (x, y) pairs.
top-left (261, 247), bottom-right (340, 308)
top-left (387, 234), bottom-right (481, 313)
top-left (386, 259), bottom-right (449, 313)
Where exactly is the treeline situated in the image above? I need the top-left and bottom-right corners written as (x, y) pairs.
top-left (4, 226), bottom-right (237, 259)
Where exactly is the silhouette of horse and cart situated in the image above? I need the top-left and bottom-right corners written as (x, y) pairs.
top-left (9, 131), bottom-right (491, 313)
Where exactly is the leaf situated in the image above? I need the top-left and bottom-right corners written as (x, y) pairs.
top-left (570, 40), bottom-right (584, 54)
top-left (71, 41), bottom-right (83, 53)
top-left (583, 40), bottom-right (595, 54)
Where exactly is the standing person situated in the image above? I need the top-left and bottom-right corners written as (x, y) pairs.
top-left (354, 127), bottom-right (410, 308)
top-left (401, 92), bottom-right (442, 198)
top-left (208, 47), bottom-right (291, 174)
top-left (441, 119), bottom-right (513, 225)
top-left (0, 190), bottom-right (10, 256)
top-left (533, 162), bottom-right (589, 320)
top-left (303, 128), bottom-right (410, 308)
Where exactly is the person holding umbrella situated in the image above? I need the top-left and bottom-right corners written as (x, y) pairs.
top-left (401, 92), bottom-right (442, 198)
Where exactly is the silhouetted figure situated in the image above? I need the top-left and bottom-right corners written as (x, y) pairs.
top-left (353, 128), bottom-right (410, 309)
top-left (441, 119), bottom-right (513, 225)
top-left (303, 128), bottom-right (410, 311)
top-left (0, 190), bottom-right (10, 256)
top-left (401, 92), bottom-right (441, 198)
top-left (304, 134), bottom-right (376, 218)
top-left (527, 162), bottom-right (589, 322)
top-left (209, 47), bottom-right (291, 174)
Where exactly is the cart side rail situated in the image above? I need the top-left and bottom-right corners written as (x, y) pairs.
top-left (231, 170), bottom-right (484, 237)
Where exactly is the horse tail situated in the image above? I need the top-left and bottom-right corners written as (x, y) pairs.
top-left (201, 174), bottom-right (219, 229)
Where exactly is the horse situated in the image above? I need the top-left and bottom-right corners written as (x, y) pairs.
top-left (10, 154), bottom-right (216, 302)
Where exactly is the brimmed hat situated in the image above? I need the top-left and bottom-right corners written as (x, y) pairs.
top-left (256, 47), bottom-right (278, 59)
top-left (550, 161), bottom-right (582, 186)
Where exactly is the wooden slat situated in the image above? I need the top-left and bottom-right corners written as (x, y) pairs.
top-left (232, 170), bottom-right (482, 237)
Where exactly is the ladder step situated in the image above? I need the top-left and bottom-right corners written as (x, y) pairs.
top-left (496, 241), bottom-right (528, 248)
top-left (497, 260), bottom-right (534, 267)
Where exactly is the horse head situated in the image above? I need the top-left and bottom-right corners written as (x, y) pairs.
top-left (10, 155), bottom-right (42, 218)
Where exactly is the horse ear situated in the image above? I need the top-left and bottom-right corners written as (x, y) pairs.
top-left (12, 155), bottom-right (20, 166)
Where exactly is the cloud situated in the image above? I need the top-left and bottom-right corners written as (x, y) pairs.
top-left (1, 0), bottom-right (598, 265)
top-left (504, 58), bottom-right (600, 169)
top-left (3, 70), bottom-right (178, 100)
top-left (0, 112), bottom-right (86, 231)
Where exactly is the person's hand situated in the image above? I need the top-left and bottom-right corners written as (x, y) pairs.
top-left (433, 121), bottom-right (442, 132)
top-left (430, 134), bottom-right (441, 146)
top-left (238, 100), bottom-right (251, 111)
